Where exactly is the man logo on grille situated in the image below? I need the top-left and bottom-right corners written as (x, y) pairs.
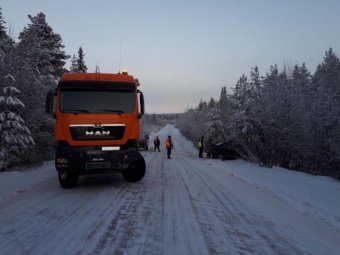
top-left (86, 130), bottom-right (110, 136)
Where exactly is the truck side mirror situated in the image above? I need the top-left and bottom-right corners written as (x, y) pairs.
top-left (46, 90), bottom-right (56, 117)
top-left (137, 90), bottom-right (145, 119)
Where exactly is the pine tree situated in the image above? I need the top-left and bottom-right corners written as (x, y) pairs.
top-left (4, 12), bottom-right (58, 165)
top-left (0, 75), bottom-right (34, 170)
top-left (69, 47), bottom-right (88, 73)
top-left (0, 8), bottom-right (14, 58)
top-left (208, 97), bottom-right (216, 108)
top-left (313, 48), bottom-right (340, 94)
top-left (310, 48), bottom-right (340, 175)
top-left (0, 8), bottom-right (6, 39)
top-left (17, 12), bottom-right (69, 77)
top-left (205, 107), bottom-right (225, 142)
top-left (232, 74), bottom-right (250, 109)
top-left (285, 63), bottom-right (314, 169)
top-left (249, 66), bottom-right (261, 99)
top-left (70, 54), bottom-right (78, 72)
top-left (77, 47), bottom-right (87, 73)
top-left (198, 99), bottom-right (207, 111)
top-left (219, 86), bottom-right (228, 111)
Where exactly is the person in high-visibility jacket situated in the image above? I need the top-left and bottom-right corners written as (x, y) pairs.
top-left (198, 136), bottom-right (204, 158)
top-left (154, 136), bottom-right (160, 152)
top-left (165, 136), bottom-right (173, 159)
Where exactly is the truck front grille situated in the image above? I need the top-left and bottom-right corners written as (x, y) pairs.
top-left (69, 124), bottom-right (125, 140)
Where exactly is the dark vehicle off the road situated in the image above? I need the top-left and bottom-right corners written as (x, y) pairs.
top-left (209, 142), bottom-right (239, 160)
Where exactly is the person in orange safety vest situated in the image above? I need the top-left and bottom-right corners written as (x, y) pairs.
top-left (165, 136), bottom-right (173, 159)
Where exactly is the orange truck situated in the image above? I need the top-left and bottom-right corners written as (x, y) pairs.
top-left (46, 71), bottom-right (146, 188)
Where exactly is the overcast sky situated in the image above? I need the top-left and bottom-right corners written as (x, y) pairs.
top-left (1, 0), bottom-right (340, 113)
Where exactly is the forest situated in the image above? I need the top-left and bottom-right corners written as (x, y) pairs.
top-left (0, 10), bottom-right (85, 170)
top-left (177, 53), bottom-right (340, 179)
top-left (0, 8), bottom-right (339, 179)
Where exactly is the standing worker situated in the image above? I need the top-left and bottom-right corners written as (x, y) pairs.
top-left (165, 136), bottom-right (173, 159)
top-left (198, 136), bottom-right (204, 158)
top-left (154, 136), bottom-right (160, 152)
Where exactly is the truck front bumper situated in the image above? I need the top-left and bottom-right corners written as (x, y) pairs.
top-left (55, 142), bottom-right (140, 174)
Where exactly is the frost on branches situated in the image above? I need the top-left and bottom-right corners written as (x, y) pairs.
top-left (177, 49), bottom-right (340, 179)
top-left (0, 75), bottom-right (34, 170)
top-left (205, 107), bottom-right (225, 142)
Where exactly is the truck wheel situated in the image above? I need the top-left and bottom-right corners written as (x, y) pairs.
top-left (58, 170), bottom-right (79, 188)
top-left (122, 153), bottom-right (146, 182)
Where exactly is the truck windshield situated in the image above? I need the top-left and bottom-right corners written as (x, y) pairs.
top-left (60, 90), bottom-right (135, 114)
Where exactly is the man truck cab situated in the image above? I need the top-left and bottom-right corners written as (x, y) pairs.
top-left (46, 71), bottom-right (146, 188)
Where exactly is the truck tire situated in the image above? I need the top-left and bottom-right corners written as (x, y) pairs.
top-left (122, 153), bottom-right (146, 182)
top-left (58, 170), bottom-right (79, 188)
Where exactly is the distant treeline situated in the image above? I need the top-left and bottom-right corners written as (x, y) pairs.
top-left (177, 49), bottom-right (340, 179)
top-left (140, 113), bottom-right (182, 136)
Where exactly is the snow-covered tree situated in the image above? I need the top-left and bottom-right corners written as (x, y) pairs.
top-left (177, 49), bottom-right (340, 179)
top-left (205, 107), bottom-right (225, 142)
top-left (283, 63), bottom-right (314, 169)
top-left (0, 9), bottom-right (64, 167)
top-left (0, 8), bottom-right (13, 55)
top-left (70, 54), bottom-right (78, 72)
top-left (205, 96), bottom-right (226, 142)
top-left (313, 48), bottom-right (340, 95)
top-left (177, 108), bottom-right (204, 142)
top-left (0, 75), bottom-right (34, 170)
top-left (0, 8), bottom-right (6, 39)
top-left (0, 8), bottom-right (14, 64)
top-left (10, 12), bottom-right (66, 164)
top-left (232, 74), bottom-right (249, 109)
top-left (219, 86), bottom-right (228, 110)
top-left (17, 12), bottom-right (69, 77)
top-left (249, 66), bottom-right (262, 99)
top-left (310, 48), bottom-right (340, 174)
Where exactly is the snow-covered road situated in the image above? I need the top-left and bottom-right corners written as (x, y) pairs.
top-left (1, 124), bottom-right (339, 255)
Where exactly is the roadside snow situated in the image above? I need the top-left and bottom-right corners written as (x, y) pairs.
top-left (0, 161), bottom-right (55, 198)
top-left (210, 159), bottom-right (340, 230)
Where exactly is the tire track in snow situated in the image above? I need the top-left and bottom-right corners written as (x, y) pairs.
top-left (89, 151), bottom-right (165, 255)
top-left (170, 126), bottom-right (304, 255)
top-left (177, 157), bottom-right (306, 255)
top-left (174, 157), bottom-right (249, 254)
top-left (0, 175), bottom-right (135, 255)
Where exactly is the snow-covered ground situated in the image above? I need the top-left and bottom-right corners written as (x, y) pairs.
top-left (0, 124), bottom-right (339, 255)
